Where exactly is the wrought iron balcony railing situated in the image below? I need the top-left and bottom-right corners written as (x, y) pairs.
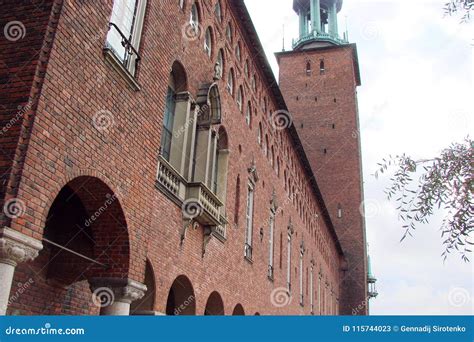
top-left (104, 22), bottom-right (141, 76)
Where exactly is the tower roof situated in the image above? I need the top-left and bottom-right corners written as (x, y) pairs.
top-left (293, 0), bottom-right (343, 13)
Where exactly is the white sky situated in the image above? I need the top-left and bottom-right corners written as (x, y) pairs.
top-left (245, 0), bottom-right (473, 315)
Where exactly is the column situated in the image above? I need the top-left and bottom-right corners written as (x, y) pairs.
top-left (311, 0), bottom-right (321, 33)
top-left (90, 278), bottom-right (147, 316)
top-left (299, 9), bottom-right (306, 38)
top-left (0, 227), bottom-right (43, 315)
top-left (329, 1), bottom-right (338, 37)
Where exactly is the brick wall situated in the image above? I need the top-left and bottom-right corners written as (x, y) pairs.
top-left (277, 45), bottom-right (368, 315)
top-left (4, 0), bottom-right (344, 315)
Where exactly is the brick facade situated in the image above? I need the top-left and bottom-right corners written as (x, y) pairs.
top-left (277, 45), bottom-right (368, 314)
top-left (0, 0), bottom-right (360, 315)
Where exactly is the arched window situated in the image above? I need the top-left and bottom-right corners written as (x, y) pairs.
top-left (204, 27), bottom-right (213, 58)
top-left (306, 61), bottom-right (311, 75)
top-left (237, 86), bottom-right (243, 112)
top-left (320, 60), bottom-right (325, 74)
top-left (264, 135), bottom-right (269, 157)
top-left (270, 146), bottom-right (274, 166)
top-left (226, 22), bottom-right (233, 42)
top-left (227, 68), bottom-right (234, 95)
top-left (216, 49), bottom-right (224, 78)
top-left (257, 122), bottom-right (262, 145)
top-left (214, 1), bottom-right (222, 22)
top-left (190, 3), bottom-right (199, 31)
top-left (212, 126), bottom-right (229, 200)
top-left (208, 84), bottom-right (221, 123)
top-left (245, 101), bottom-right (251, 126)
top-left (244, 59), bottom-right (250, 77)
top-left (234, 175), bottom-right (241, 225)
top-left (179, 0), bottom-right (185, 9)
top-left (251, 75), bottom-right (256, 91)
top-left (235, 42), bottom-right (241, 62)
top-left (160, 62), bottom-right (187, 162)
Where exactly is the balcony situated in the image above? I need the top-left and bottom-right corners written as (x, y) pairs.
top-left (157, 156), bottom-right (227, 241)
top-left (156, 156), bottom-right (187, 202)
top-left (186, 182), bottom-right (223, 226)
top-left (292, 31), bottom-right (348, 49)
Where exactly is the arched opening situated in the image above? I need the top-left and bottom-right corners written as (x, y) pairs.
top-left (320, 60), bottom-right (325, 74)
top-left (232, 304), bottom-right (245, 315)
top-left (306, 61), bottom-right (311, 75)
top-left (166, 275), bottom-right (196, 315)
top-left (212, 126), bottom-right (229, 203)
top-left (130, 260), bottom-right (156, 314)
top-left (160, 61), bottom-right (188, 164)
top-left (208, 84), bottom-right (221, 123)
top-left (255, 312), bottom-right (261, 316)
top-left (42, 176), bottom-right (130, 286)
top-left (227, 68), bottom-right (234, 95)
top-left (204, 27), bottom-right (213, 58)
top-left (204, 291), bottom-right (224, 315)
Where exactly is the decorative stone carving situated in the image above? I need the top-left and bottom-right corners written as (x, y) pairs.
top-left (89, 278), bottom-right (147, 304)
top-left (0, 227), bottom-right (43, 266)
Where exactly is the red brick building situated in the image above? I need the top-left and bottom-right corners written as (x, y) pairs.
top-left (0, 0), bottom-right (370, 315)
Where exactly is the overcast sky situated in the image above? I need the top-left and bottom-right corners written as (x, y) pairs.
top-left (245, 0), bottom-right (473, 315)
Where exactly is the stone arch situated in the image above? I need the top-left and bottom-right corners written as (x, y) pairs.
top-left (166, 275), bottom-right (196, 315)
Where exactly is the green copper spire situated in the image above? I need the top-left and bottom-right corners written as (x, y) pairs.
top-left (292, 0), bottom-right (348, 50)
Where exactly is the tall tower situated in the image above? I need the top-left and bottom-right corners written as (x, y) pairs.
top-left (276, 0), bottom-right (369, 315)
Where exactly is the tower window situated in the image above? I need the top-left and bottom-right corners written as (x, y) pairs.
top-left (306, 61), bottom-right (311, 75)
top-left (320, 60), bottom-right (325, 75)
